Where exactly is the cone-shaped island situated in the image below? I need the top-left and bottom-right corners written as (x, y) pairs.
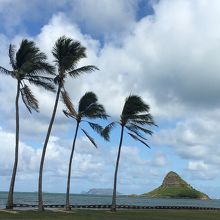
top-left (131, 171), bottom-right (209, 200)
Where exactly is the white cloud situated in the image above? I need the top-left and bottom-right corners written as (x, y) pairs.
top-left (0, 0), bottom-right (69, 35)
top-left (0, 127), bottom-right (166, 193)
top-left (187, 161), bottom-right (219, 180)
top-left (152, 152), bottom-right (167, 166)
top-left (69, 0), bottom-right (138, 39)
top-left (188, 161), bottom-right (209, 171)
top-left (44, 0), bottom-right (220, 119)
top-left (5, 0), bottom-right (220, 128)
top-left (154, 116), bottom-right (220, 181)
top-left (0, 0), bottom-right (139, 38)
top-left (1, 0), bottom-right (220, 197)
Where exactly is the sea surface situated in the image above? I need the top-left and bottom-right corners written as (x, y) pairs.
top-left (0, 191), bottom-right (220, 209)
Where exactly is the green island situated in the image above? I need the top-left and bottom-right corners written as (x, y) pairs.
top-left (1, 210), bottom-right (220, 220)
top-left (130, 171), bottom-right (209, 200)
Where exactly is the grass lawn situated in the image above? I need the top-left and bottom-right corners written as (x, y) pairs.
top-left (1, 209), bottom-right (220, 220)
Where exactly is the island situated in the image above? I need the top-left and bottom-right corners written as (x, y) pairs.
top-left (84, 188), bottom-right (121, 195)
top-left (131, 171), bottom-right (209, 200)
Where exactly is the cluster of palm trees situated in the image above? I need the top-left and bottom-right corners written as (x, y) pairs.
top-left (0, 36), bottom-right (156, 212)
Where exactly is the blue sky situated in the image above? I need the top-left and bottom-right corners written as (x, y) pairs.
top-left (1, 0), bottom-right (220, 199)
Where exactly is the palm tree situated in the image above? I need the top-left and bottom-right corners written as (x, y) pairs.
top-left (102, 95), bottom-right (157, 212)
top-left (0, 39), bottom-right (55, 209)
top-left (62, 91), bottom-right (108, 210)
top-left (38, 36), bottom-right (99, 211)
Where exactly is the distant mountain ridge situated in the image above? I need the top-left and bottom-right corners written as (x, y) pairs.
top-left (131, 171), bottom-right (209, 200)
top-left (84, 188), bottom-right (121, 195)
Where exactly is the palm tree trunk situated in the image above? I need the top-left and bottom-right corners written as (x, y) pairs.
top-left (66, 122), bottom-right (80, 211)
top-left (38, 85), bottom-right (61, 211)
top-left (6, 80), bottom-right (20, 209)
top-left (111, 125), bottom-right (124, 212)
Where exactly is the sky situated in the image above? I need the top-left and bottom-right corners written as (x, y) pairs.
top-left (0, 0), bottom-right (220, 199)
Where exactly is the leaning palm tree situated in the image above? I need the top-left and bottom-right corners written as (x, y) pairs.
top-left (38, 36), bottom-right (99, 211)
top-left (62, 91), bottom-right (108, 210)
top-left (102, 95), bottom-right (157, 212)
top-left (0, 39), bottom-right (55, 209)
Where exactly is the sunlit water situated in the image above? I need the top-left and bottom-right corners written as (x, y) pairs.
top-left (0, 192), bottom-right (220, 208)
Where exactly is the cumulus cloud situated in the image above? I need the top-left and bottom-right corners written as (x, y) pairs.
top-left (0, 0), bottom-right (67, 35)
top-left (7, 0), bottom-right (220, 131)
top-left (154, 116), bottom-right (220, 181)
top-left (187, 161), bottom-right (219, 180)
top-left (69, 0), bottom-right (139, 39)
top-left (1, 0), bottom-right (220, 196)
top-left (0, 127), bottom-right (166, 193)
top-left (35, 0), bottom-right (220, 119)
top-left (0, 0), bottom-right (141, 39)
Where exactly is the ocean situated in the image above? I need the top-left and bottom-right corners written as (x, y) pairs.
top-left (0, 192), bottom-right (220, 209)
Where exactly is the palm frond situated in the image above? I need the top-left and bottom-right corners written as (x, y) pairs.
top-left (68, 65), bottom-right (99, 78)
top-left (78, 92), bottom-right (108, 119)
top-left (16, 39), bottom-right (55, 76)
top-left (16, 39), bottom-right (42, 68)
top-left (0, 66), bottom-right (14, 77)
top-left (53, 75), bottom-right (60, 85)
top-left (78, 92), bottom-right (97, 113)
top-left (125, 125), bottom-right (148, 141)
top-left (26, 62), bottom-right (55, 75)
top-left (128, 132), bottom-right (151, 149)
top-left (20, 84), bottom-right (39, 113)
top-left (82, 103), bottom-right (108, 119)
top-left (52, 36), bottom-right (86, 73)
top-left (9, 44), bottom-right (16, 69)
top-left (27, 78), bottom-right (55, 92)
top-left (101, 122), bottom-right (116, 141)
top-left (61, 89), bottom-right (77, 117)
top-left (121, 95), bottom-right (150, 122)
top-left (81, 128), bottom-right (97, 148)
top-left (130, 119), bottom-right (156, 126)
top-left (88, 122), bottom-right (103, 135)
top-left (128, 113), bottom-right (156, 126)
top-left (129, 123), bottom-right (153, 135)
top-left (26, 75), bottom-right (54, 82)
top-left (63, 109), bottom-right (74, 118)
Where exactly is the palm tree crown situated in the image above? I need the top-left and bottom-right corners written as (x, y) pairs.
top-left (63, 91), bottom-right (108, 145)
top-left (52, 36), bottom-right (98, 88)
top-left (0, 39), bottom-right (55, 112)
top-left (103, 94), bottom-right (156, 146)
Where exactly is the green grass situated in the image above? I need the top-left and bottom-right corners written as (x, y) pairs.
top-left (1, 209), bottom-right (220, 220)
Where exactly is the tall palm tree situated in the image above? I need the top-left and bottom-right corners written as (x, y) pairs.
top-left (102, 95), bottom-right (157, 212)
top-left (0, 39), bottom-right (55, 209)
top-left (62, 91), bottom-right (108, 210)
top-left (38, 36), bottom-right (99, 211)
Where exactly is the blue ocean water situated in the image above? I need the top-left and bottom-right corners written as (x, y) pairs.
top-left (0, 191), bottom-right (220, 209)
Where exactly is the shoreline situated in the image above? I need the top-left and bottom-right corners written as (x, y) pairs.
top-left (1, 204), bottom-right (220, 211)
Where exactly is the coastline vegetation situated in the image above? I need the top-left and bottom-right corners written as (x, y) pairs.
top-left (138, 186), bottom-right (209, 199)
top-left (130, 171), bottom-right (209, 200)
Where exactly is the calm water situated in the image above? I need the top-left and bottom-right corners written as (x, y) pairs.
top-left (0, 192), bottom-right (220, 209)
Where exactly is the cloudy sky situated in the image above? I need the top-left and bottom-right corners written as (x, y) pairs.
top-left (1, 0), bottom-right (220, 198)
